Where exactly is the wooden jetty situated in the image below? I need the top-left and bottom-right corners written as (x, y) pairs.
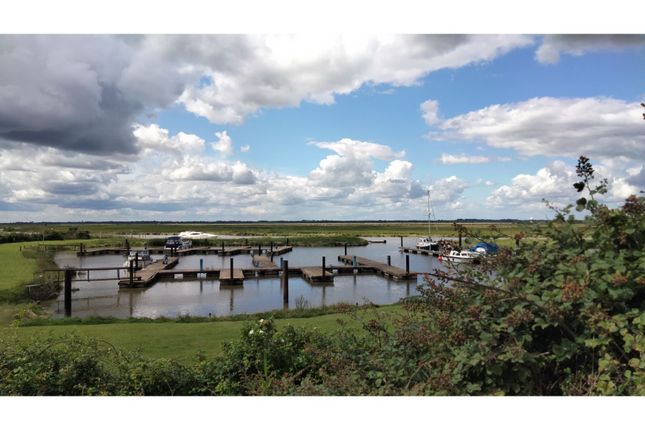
top-left (300, 266), bottom-right (334, 283)
top-left (337, 255), bottom-right (416, 281)
top-left (78, 246), bottom-right (252, 257)
top-left (400, 247), bottom-right (441, 257)
top-left (118, 257), bottom-right (179, 288)
top-left (252, 255), bottom-right (278, 269)
top-left (218, 269), bottom-right (245, 286)
top-left (268, 245), bottom-right (293, 256)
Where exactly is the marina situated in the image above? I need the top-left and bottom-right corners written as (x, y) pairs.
top-left (47, 237), bottom-right (438, 318)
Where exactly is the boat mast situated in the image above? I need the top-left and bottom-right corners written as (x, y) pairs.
top-left (427, 188), bottom-right (431, 240)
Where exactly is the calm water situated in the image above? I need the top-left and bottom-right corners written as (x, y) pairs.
top-left (48, 237), bottom-right (443, 318)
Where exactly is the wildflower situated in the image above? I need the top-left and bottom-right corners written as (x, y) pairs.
top-left (259, 329), bottom-right (264, 334)
top-left (259, 318), bottom-right (264, 324)
top-left (249, 329), bottom-right (254, 335)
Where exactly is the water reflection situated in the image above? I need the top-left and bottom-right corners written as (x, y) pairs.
top-left (48, 237), bottom-right (440, 319)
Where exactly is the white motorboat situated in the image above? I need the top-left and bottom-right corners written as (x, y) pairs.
top-left (441, 250), bottom-right (480, 263)
top-left (178, 231), bottom-right (217, 240)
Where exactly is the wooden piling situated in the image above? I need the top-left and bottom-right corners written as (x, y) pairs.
top-left (64, 269), bottom-right (72, 317)
top-left (282, 260), bottom-right (289, 304)
top-left (406, 255), bottom-right (410, 274)
top-left (344, 243), bottom-right (347, 255)
top-left (322, 256), bottom-right (326, 276)
top-left (400, 236), bottom-right (403, 247)
top-left (129, 260), bottom-right (134, 287)
top-left (387, 255), bottom-right (391, 266)
top-left (230, 258), bottom-right (234, 280)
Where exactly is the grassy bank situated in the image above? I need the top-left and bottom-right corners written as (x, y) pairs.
top-left (1, 304), bottom-right (403, 362)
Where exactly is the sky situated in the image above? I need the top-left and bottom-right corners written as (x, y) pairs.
top-left (0, 34), bottom-right (644, 222)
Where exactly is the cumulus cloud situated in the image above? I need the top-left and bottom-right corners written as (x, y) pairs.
top-left (432, 97), bottom-right (645, 159)
top-left (240, 145), bottom-right (251, 153)
top-left (487, 160), bottom-right (642, 211)
top-left (536, 35), bottom-right (645, 64)
top-left (421, 99), bottom-right (440, 125)
top-left (133, 123), bottom-right (205, 155)
top-left (163, 34), bottom-right (533, 124)
top-left (308, 138), bottom-right (405, 188)
top-left (212, 131), bottom-right (234, 157)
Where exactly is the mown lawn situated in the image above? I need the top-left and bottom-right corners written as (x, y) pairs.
top-left (1, 305), bottom-right (403, 362)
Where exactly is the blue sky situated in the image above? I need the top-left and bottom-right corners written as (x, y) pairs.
top-left (0, 35), bottom-right (644, 221)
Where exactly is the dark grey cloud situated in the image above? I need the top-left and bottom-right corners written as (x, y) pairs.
top-left (0, 35), bottom-right (179, 155)
top-left (42, 181), bottom-right (100, 196)
top-left (536, 35), bottom-right (645, 63)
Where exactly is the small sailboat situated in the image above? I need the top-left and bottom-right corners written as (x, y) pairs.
top-left (416, 189), bottom-right (440, 251)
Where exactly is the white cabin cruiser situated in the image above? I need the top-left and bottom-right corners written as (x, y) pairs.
top-left (123, 249), bottom-right (152, 267)
top-left (442, 250), bottom-right (480, 263)
top-left (178, 231), bottom-right (217, 240)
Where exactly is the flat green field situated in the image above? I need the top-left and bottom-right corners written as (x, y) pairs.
top-left (3, 221), bottom-right (533, 238)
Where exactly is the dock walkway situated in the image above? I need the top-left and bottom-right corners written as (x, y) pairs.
top-left (337, 255), bottom-right (416, 280)
top-left (400, 247), bottom-right (441, 257)
top-left (118, 257), bottom-right (179, 288)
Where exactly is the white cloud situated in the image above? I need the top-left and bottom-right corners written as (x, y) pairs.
top-left (536, 35), bottom-right (645, 64)
top-left (240, 145), bottom-right (251, 153)
top-left (212, 130), bottom-right (234, 157)
top-left (133, 123), bottom-right (205, 155)
top-left (433, 97), bottom-right (645, 160)
top-left (439, 153), bottom-right (490, 164)
top-left (421, 99), bottom-right (440, 125)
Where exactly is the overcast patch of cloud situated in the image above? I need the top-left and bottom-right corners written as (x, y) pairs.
top-left (536, 35), bottom-right (645, 64)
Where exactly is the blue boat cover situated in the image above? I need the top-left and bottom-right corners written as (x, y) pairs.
top-left (469, 242), bottom-right (499, 254)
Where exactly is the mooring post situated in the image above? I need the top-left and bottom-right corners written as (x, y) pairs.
top-left (400, 236), bottom-right (403, 247)
top-left (352, 255), bottom-right (357, 267)
top-left (406, 255), bottom-right (410, 274)
top-left (344, 243), bottom-right (347, 256)
top-left (387, 255), bottom-right (391, 266)
top-left (280, 257), bottom-right (283, 267)
top-left (459, 231), bottom-right (462, 248)
top-left (258, 243), bottom-right (262, 254)
top-left (221, 241), bottom-right (225, 254)
top-left (230, 257), bottom-right (234, 280)
top-left (282, 260), bottom-right (289, 304)
top-left (129, 260), bottom-right (134, 287)
top-left (64, 269), bottom-right (72, 317)
top-left (322, 256), bottom-right (326, 276)
top-left (270, 242), bottom-right (274, 253)
top-left (200, 258), bottom-right (203, 271)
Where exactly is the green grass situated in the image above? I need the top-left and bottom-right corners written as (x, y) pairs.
top-left (1, 305), bottom-right (404, 362)
top-left (0, 243), bottom-right (37, 292)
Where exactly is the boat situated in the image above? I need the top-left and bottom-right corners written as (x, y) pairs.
top-left (178, 231), bottom-right (217, 240)
top-left (469, 242), bottom-right (498, 255)
top-left (441, 249), bottom-right (480, 263)
top-left (164, 235), bottom-right (184, 252)
top-left (123, 249), bottom-right (152, 267)
top-left (416, 189), bottom-right (440, 251)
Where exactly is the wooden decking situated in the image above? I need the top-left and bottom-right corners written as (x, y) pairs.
top-left (337, 255), bottom-right (416, 280)
top-left (79, 246), bottom-right (253, 257)
top-left (118, 257), bottom-right (179, 288)
top-left (268, 245), bottom-right (293, 256)
top-left (252, 255), bottom-right (279, 269)
top-left (300, 266), bottom-right (334, 283)
top-left (218, 269), bottom-right (245, 286)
